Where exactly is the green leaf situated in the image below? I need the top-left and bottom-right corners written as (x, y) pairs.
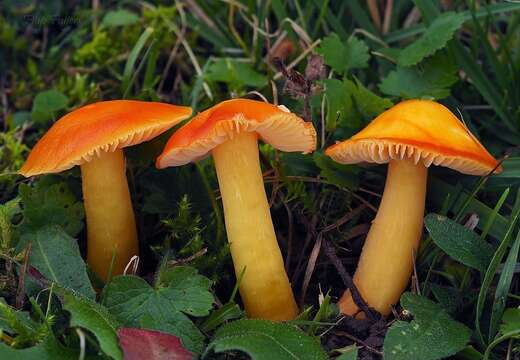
top-left (0, 197), bottom-right (21, 250)
top-left (102, 9), bottom-right (139, 27)
top-left (430, 285), bottom-right (462, 315)
top-left (10, 111), bottom-right (31, 128)
top-left (500, 308), bottom-right (520, 335)
top-left (380, 54), bottom-right (458, 99)
top-left (63, 292), bottom-right (122, 360)
top-left (335, 345), bottom-right (358, 360)
top-left (322, 78), bottom-right (352, 130)
top-left (0, 335), bottom-right (77, 360)
top-left (483, 308), bottom-right (520, 359)
top-left (349, 78), bottom-right (393, 118)
top-left (23, 226), bottom-right (94, 299)
top-left (102, 266), bottom-right (213, 354)
top-left (424, 214), bottom-right (494, 272)
top-left (385, 2), bottom-right (520, 43)
top-left (322, 78), bottom-right (391, 131)
top-left (313, 152), bottom-right (359, 190)
top-left (316, 33), bottom-right (369, 75)
top-left (207, 319), bottom-right (327, 360)
top-left (206, 58), bottom-right (267, 90)
top-left (398, 12), bottom-right (465, 67)
top-left (0, 300), bottom-right (44, 344)
top-left (19, 181), bottom-right (84, 237)
top-left (31, 90), bottom-right (68, 124)
top-left (383, 293), bottom-right (471, 360)
top-left (201, 303), bottom-right (244, 332)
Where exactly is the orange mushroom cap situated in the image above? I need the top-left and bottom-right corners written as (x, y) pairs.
top-left (325, 99), bottom-right (501, 175)
top-left (20, 100), bottom-right (192, 177)
top-left (156, 99), bottom-right (317, 168)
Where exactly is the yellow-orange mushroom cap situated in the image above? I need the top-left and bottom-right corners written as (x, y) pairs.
top-left (325, 99), bottom-right (501, 175)
top-left (20, 100), bottom-right (192, 176)
top-left (326, 99), bottom-right (501, 318)
top-left (156, 98), bottom-right (316, 168)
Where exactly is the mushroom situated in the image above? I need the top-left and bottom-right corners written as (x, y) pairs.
top-left (20, 100), bottom-right (192, 281)
top-left (156, 99), bottom-right (316, 320)
top-left (325, 99), bottom-right (501, 317)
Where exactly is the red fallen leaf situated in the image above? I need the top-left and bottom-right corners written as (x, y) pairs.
top-left (118, 328), bottom-right (192, 360)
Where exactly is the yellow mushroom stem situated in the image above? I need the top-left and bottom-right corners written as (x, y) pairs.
top-left (339, 158), bottom-right (427, 317)
top-left (213, 132), bottom-right (298, 321)
top-left (81, 149), bottom-right (138, 282)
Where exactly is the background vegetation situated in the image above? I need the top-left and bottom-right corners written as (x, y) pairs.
top-left (1, 0), bottom-right (520, 359)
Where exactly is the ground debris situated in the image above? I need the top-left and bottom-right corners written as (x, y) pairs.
top-left (324, 315), bottom-right (387, 359)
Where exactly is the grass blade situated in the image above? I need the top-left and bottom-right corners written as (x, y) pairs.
top-left (121, 27), bottom-right (155, 98)
top-left (480, 188), bottom-right (510, 241)
top-left (488, 229), bottom-right (520, 341)
top-left (386, 2), bottom-right (520, 43)
top-left (475, 190), bottom-right (520, 346)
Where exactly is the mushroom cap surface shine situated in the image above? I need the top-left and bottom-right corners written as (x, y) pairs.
top-left (20, 100), bottom-right (192, 177)
top-left (156, 99), bottom-right (317, 168)
top-left (326, 99), bottom-right (501, 175)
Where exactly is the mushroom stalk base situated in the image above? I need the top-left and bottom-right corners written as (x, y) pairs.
top-left (81, 149), bottom-right (138, 282)
top-left (339, 159), bottom-right (427, 317)
top-left (213, 132), bottom-right (298, 321)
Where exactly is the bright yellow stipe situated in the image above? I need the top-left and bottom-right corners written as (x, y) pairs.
top-left (81, 149), bottom-right (138, 282)
top-left (339, 159), bottom-right (427, 317)
top-left (213, 132), bottom-right (298, 321)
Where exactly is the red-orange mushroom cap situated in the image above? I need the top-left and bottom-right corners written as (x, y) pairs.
top-left (20, 100), bottom-right (192, 177)
top-left (156, 99), bottom-right (317, 168)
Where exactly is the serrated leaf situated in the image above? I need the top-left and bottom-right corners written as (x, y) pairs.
top-left (23, 226), bottom-right (94, 299)
top-left (102, 9), bottom-right (139, 27)
top-left (63, 292), bottom-right (122, 360)
top-left (349, 78), bottom-right (393, 117)
top-left (380, 54), bottom-right (458, 99)
top-left (207, 319), bottom-right (327, 360)
top-left (206, 58), bottom-right (267, 90)
top-left (19, 181), bottom-right (84, 237)
top-left (500, 308), bottom-right (520, 335)
top-left (383, 293), bottom-right (471, 360)
top-left (0, 335), bottom-right (77, 360)
top-left (102, 266), bottom-right (213, 353)
top-left (118, 328), bottom-right (192, 360)
top-left (398, 12), bottom-right (465, 67)
top-left (425, 214), bottom-right (494, 272)
top-left (316, 33), bottom-right (369, 75)
top-left (31, 90), bottom-right (68, 124)
top-left (322, 78), bottom-right (391, 131)
top-left (0, 300), bottom-right (41, 340)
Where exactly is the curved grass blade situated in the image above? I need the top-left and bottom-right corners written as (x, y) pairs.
top-left (121, 27), bottom-right (155, 97)
top-left (475, 190), bottom-right (520, 346)
top-left (488, 229), bottom-right (520, 341)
